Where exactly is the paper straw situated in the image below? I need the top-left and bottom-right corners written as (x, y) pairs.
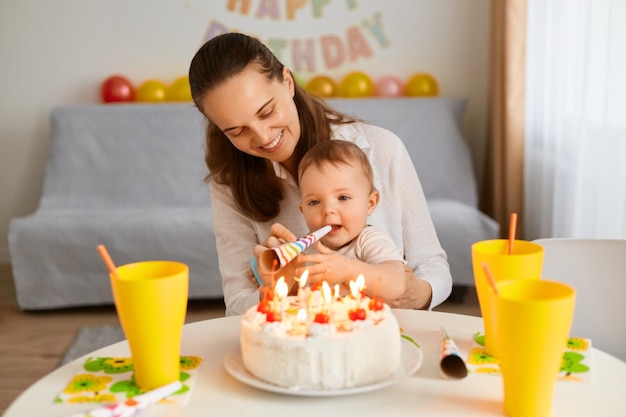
top-left (259, 225), bottom-right (332, 272)
top-left (67, 380), bottom-right (182, 417)
top-left (97, 244), bottom-right (119, 279)
top-left (508, 212), bottom-right (518, 255)
top-left (481, 262), bottom-right (499, 295)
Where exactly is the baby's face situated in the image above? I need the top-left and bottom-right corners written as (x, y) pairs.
top-left (299, 161), bottom-right (377, 250)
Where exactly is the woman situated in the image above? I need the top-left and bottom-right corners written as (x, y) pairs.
top-left (188, 32), bottom-right (451, 315)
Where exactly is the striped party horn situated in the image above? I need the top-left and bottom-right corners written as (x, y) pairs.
top-left (259, 225), bottom-right (332, 272)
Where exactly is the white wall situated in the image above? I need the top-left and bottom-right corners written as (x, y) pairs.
top-left (0, 0), bottom-right (490, 262)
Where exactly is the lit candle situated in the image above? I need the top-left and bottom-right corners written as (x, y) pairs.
top-left (314, 281), bottom-right (332, 323)
top-left (275, 276), bottom-right (288, 299)
top-left (297, 307), bottom-right (308, 334)
top-left (356, 274), bottom-right (366, 298)
top-left (350, 275), bottom-right (366, 308)
top-left (299, 269), bottom-right (309, 288)
top-left (349, 275), bottom-right (367, 321)
top-left (321, 281), bottom-right (332, 311)
top-left (297, 269), bottom-right (309, 310)
top-left (349, 279), bottom-right (359, 299)
top-left (297, 307), bottom-right (307, 322)
top-left (321, 281), bottom-right (332, 306)
top-left (271, 276), bottom-right (288, 321)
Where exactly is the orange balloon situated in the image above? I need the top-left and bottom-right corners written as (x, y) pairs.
top-left (339, 71), bottom-right (374, 98)
top-left (167, 76), bottom-right (192, 102)
top-left (136, 79), bottom-right (167, 103)
top-left (305, 75), bottom-right (338, 98)
top-left (405, 73), bottom-right (439, 97)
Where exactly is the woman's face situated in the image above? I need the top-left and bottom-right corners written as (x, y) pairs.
top-left (199, 65), bottom-right (301, 166)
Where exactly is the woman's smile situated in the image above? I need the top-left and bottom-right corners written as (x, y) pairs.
top-left (260, 130), bottom-right (283, 152)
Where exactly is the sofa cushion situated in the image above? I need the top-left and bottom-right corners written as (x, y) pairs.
top-left (40, 104), bottom-right (210, 210)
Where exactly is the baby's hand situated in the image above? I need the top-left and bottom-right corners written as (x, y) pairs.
top-left (296, 241), bottom-right (354, 287)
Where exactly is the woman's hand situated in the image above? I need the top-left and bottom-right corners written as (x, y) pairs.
top-left (252, 223), bottom-right (300, 291)
top-left (263, 223), bottom-right (298, 248)
top-left (383, 265), bottom-right (432, 310)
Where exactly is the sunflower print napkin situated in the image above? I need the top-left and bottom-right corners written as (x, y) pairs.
top-left (54, 355), bottom-right (203, 405)
top-left (466, 333), bottom-right (592, 383)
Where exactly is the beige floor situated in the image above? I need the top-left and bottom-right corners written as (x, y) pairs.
top-left (0, 263), bottom-right (480, 414)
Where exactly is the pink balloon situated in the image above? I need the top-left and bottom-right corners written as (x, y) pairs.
top-left (375, 75), bottom-right (405, 97)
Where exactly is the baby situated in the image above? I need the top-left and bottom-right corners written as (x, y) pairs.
top-left (296, 140), bottom-right (406, 300)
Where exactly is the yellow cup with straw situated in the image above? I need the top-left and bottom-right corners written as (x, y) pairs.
top-left (472, 213), bottom-right (544, 357)
top-left (98, 245), bottom-right (188, 390)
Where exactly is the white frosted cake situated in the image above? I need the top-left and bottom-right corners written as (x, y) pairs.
top-left (240, 287), bottom-right (401, 390)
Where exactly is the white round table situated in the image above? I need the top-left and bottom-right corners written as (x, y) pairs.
top-left (5, 310), bottom-right (626, 416)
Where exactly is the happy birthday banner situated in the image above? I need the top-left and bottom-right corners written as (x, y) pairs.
top-left (203, 0), bottom-right (390, 73)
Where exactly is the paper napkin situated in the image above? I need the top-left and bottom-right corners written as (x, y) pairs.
top-left (54, 355), bottom-right (203, 405)
top-left (466, 333), bottom-right (593, 383)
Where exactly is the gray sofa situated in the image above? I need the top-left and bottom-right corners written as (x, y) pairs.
top-left (8, 98), bottom-right (498, 310)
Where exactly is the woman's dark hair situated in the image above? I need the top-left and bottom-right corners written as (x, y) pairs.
top-left (189, 32), bottom-right (353, 222)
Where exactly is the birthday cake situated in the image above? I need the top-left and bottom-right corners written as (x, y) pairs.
top-left (239, 279), bottom-right (401, 390)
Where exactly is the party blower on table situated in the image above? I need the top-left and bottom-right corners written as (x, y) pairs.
top-left (439, 326), bottom-right (468, 379)
top-left (251, 225), bottom-right (332, 285)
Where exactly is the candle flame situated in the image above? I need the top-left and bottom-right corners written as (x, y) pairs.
top-left (275, 276), bottom-right (288, 299)
top-left (321, 281), bottom-right (332, 303)
top-left (297, 307), bottom-right (307, 322)
top-left (350, 275), bottom-right (366, 299)
top-left (356, 274), bottom-right (365, 291)
top-left (299, 269), bottom-right (309, 288)
top-left (334, 284), bottom-right (340, 299)
top-left (349, 279), bottom-right (359, 298)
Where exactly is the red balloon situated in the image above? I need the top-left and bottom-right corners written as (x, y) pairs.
top-left (100, 75), bottom-right (135, 103)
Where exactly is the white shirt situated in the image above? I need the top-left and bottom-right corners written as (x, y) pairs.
top-left (336, 225), bottom-right (405, 265)
top-left (210, 122), bottom-right (452, 315)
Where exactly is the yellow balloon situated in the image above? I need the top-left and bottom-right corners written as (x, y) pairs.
top-left (167, 76), bottom-right (192, 102)
top-left (305, 75), bottom-right (338, 98)
top-left (136, 79), bottom-right (167, 103)
top-left (338, 71), bottom-right (374, 98)
top-left (405, 73), bottom-right (439, 97)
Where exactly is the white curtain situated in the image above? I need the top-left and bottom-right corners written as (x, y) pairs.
top-left (525, 0), bottom-right (626, 240)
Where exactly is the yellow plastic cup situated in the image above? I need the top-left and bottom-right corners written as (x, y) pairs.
top-left (492, 279), bottom-right (575, 417)
top-left (472, 239), bottom-right (544, 357)
top-left (110, 260), bottom-right (189, 390)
